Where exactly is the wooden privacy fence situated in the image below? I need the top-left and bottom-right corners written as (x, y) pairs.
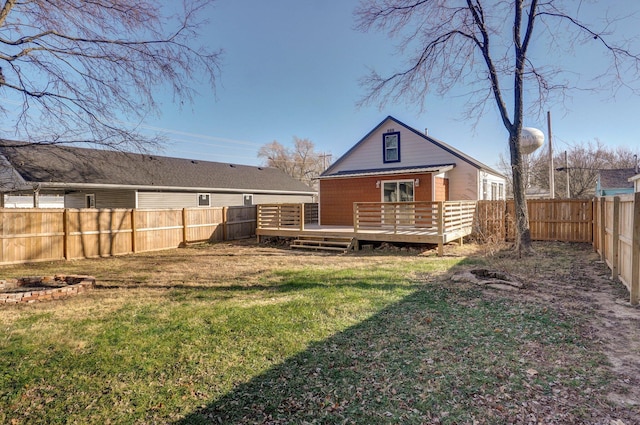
top-left (593, 194), bottom-right (640, 305)
top-left (473, 199), bottom-right (593, 243)
top-left (0, 205), bottom-right (256, 265)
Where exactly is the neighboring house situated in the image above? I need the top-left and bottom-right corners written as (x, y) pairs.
top-left (0, 141), bottom-right (316, 208)
top-left (629, 173), bottom-right (640, 193)
top-left (318, 116), bottom-right (506, 225)
top-left (595, 168), bottom-right (637, 197)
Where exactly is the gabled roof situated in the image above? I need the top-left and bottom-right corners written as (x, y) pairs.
top-left (0, 141), bottom-right (315, 194)
top-left (598, 168), bottom-right (636, 190)
top-left (321, 116), bottom-right (504, 178)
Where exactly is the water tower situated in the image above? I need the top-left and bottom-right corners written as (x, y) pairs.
top-left (519, 127), bottom-right (545, 195)
top-left (520, 127), bottom-right (544, 154)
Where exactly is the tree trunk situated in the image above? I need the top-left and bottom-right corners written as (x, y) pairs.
top-left (509, 133), bottom-right (533, 256)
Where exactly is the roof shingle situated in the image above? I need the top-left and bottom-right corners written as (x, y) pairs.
top-left (0, 142), bottom-right (315, 193)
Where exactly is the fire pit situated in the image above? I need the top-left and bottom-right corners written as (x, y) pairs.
top-left (0, 275), bottom-right (95, 304)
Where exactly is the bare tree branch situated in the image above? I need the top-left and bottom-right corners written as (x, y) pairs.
top-left (0, 0), bottom-right (221, 151)
top-left (355, 0), bottom-right (640, 254)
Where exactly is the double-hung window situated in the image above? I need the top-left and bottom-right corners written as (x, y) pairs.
top-left (383, 132), bottom-right (400, 163)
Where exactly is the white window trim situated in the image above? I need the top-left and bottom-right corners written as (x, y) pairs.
top-left (381, 179), bottom-right (415, 202)
top-left (85, 193), bottom-right (95, 208)
top-left (197, 193), bottom-right (211, 207)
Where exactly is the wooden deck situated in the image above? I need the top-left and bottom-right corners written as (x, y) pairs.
top-left (256, 201), bottom-right (477, 255)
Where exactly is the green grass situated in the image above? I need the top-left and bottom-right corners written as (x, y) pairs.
top-left (0, 246), bottom-right (615, 424)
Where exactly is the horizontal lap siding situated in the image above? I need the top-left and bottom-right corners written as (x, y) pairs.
top-left (65, 190), bottom-right (135, 209)
top-left (320, 174), bottom-right (432, 226)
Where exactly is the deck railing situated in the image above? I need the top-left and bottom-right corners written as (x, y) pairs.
top-left (256, 203), bottom-right (305, 231)
top-left (256, 201), bottom-right (477, 236)
top-left (353, 201), bottom-right (477, 236)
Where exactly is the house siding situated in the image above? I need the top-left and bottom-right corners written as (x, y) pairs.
top-left (137, 191), bottom-right (316, 209)
top-left (448, 162), bottom-right (481, 200)
top-left (65, 190), bottom-right (135, 209)
top-left (253, 194), bottom-right (315, 205)
top-left (323, 117), bottom-right (506, 202)
top-left (478, 171), bottom-right (506, 200)
top-left (328, 122), bottom-right (461, 175)
top-left (137, 192), bottom-right (200, 209)
top-left (320, 173), bottom-right (433, 226)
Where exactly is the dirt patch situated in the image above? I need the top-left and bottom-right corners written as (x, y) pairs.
top-left (475, 242), bottom-right (640, 414)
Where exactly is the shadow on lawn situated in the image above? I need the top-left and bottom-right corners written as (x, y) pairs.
top-left (97, 273), bottom-right (411, 294)
top-left (176, 286), bottom-right (455, 424)
top-left (173, 280), bottom-right (607, 425)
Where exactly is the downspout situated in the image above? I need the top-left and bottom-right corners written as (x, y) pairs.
top-left (32, 183), bottom-right (40, 208)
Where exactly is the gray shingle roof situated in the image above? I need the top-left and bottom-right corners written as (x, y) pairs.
top-left (0, 141), bottom-right (315, 194)
top-left (598, 168), bottom-right (636, 190)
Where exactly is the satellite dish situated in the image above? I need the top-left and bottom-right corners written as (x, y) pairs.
top-left (519, 127), bottom-right (545, 154)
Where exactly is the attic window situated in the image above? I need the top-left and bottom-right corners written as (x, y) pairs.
top-left (383, 132), bottom-right (400, 163)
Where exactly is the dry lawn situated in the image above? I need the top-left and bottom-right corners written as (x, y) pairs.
top-left (1, 239), bottom-right (639, 424)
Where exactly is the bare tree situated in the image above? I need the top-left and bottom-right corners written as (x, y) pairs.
top-left (0, 0), bottom-right (221, 151)
top-left (355, 1), bottom-right (640, 255)
top-left (529, 140), bottom-right (639, 198)
top-left (258, 137), bottom-right (330, 188)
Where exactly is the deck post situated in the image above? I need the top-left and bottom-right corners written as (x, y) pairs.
top-left (631, 192), bottom-right (640, 305)
top-left (300, 203), bottom-right (305, 231)
top-left (353, 202), bottom-right (358, 233)
top-left (612, 197), bottom-right (620, 282)
top-left (437, 201), bottom-right (444, 256)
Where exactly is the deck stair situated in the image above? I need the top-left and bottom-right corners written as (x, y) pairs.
top-left (290, 236), bottom-right (354, 253)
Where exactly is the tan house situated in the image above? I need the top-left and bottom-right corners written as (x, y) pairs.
top-left (318, 116), bottom-right (505, 225)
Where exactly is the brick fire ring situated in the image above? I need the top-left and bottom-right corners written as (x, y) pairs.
top-left (0, 275), bottom-right (95, 304)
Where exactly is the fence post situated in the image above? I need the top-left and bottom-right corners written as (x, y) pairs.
top-left (223, 206), bottom-right (228, 241)
top-left (600, 197), bottom-right (606, 262)
top-left (612, 197), bottom-right (620, 281)
top-left (63, 209), bottom-right (70, 260)
top-left (182, 208), bottom-right (188, 246)
top-left (592, 198), bottom-right (598, 251)
top-left (131, 209), bottom-right (137, 253)
top-left (631, 192), bottom-right (640, 305)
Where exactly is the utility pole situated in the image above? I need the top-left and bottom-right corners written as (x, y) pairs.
top-left (565, 151), bottom-right (570, 199)
top-left (319, 152), bottom-right (332, 171)
top-left (547, 111), bottom-right (555, 199)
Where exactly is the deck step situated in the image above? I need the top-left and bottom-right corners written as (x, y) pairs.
top-left (290, 236), bottom-right (354, 253)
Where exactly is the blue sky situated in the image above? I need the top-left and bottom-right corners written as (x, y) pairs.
top-left (143, 1), bottom-right (640, 171)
